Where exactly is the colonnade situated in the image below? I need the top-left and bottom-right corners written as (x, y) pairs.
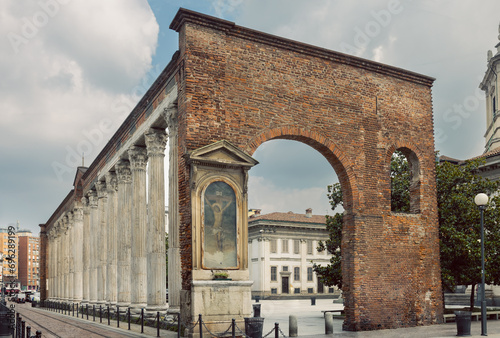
top-left (46, 106), bottom-right (180, 313)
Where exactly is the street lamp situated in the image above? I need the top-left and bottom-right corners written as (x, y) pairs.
top-left (475, 192), bottom-right (488, 336)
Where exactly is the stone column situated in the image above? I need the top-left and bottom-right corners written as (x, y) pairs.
top-left (145, 129), bottom-right (168, 312)
top-left (128, 146), bottom-right (148, 312)
top-left (62, 216), bottom-right (69, 302)
top-left (48, 230), bottom-right (54, 300)
top-left (164, 105), bottom-right (181, 312)
top-left (82, 196), bottom-right (90, 304)
top-left (67, 212), bottom-right (74, 302)
top-left (88, 189), bottom-right (98, 305)
top-left (54, 224), bottom-right (60, 300)
top-left (96, 180), bottom-right (108, 305)
top-left (73, 204), bottom-right (83, 303)
top-left (116, 159), bottom-right (132, 307)
top-left (106, 172), bottom-right (118, 306)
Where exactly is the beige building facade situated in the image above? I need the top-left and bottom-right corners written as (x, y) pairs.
top-left (248, 209), bottom-right (337, 299)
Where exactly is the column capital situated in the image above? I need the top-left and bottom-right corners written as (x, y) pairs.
top-left (96, 180), bottom-right (108, 199)
top-left (105, 172), bottom-right (118, 193)
top-left (163, 103), bottom-right (178, 131)
top-left (145, 129), bottom-right (168, 157)
top-left (73, 205), bottom-right (83, 222)
top-left (88, 189), bottom-right (98, 209)
top-left (81, 196), bottom-right (91, 214)
top-left (128, 146), bottom-right (148, 171)
top-left (116, 159), bottom-right (132, 184)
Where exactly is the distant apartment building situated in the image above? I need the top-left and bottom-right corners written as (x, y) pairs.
top-left (18, 231), bottom-right (41, 290)
top-left (0, 227), bottom-right (19, 285)
top-left (248, 208), bottom-right (337, 299)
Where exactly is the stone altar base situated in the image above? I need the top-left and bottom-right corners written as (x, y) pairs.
top-left (182, 280), bottom-right (253, 338)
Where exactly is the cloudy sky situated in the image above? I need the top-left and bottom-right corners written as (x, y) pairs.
top-left (1, 0), bottom-right (499, 233)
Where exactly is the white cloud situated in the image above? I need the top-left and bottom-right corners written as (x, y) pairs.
top-left (248, 176), bottom-right (332, 216)
top-left (0, 0), bottom-right (159, 229)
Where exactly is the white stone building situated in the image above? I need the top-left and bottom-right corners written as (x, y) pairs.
top-left (248, 208), bottom-right (338, 299)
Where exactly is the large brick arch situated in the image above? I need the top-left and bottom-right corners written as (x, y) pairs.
top-left (171, 9), bottom-right (443, 332)
top-left (245, 126), bottom-right (359, 211)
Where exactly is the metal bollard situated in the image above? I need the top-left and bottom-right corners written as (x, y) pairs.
top-left (232, 318), bottom-right (236, 338)
top-left (128, 307), bottom-right (131, 330)
top-left (100, 305), bottom-right (102, 323)
top-left (117, 306), bottom-right (120, 328)
top-left (21, 320), bottom-right (25, 338)
top-left (93, 305), bottom-right (95, 322)
top-left (157, 312), bottom-right (160, 337)
top-left (36, 330), bottom-right (42, 338)
top-left (274, 322), bottom-right (279, 338)
top-left (27, 326), bottom-right (31, 337)
top-left (199, 314), bottom-right (203, 338)
top-left (107, 305), bottom-right (110, 325)
top-left (141, 308), bottom-right (144, 333)
top-left (86, 304), bottom-right (89, 320)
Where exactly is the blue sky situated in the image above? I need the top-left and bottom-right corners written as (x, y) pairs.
top-left (1, 0), bottom-right (499, 233)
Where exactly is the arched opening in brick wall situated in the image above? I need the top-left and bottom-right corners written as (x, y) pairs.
top-left (245, 130), bottom-right (356, 302)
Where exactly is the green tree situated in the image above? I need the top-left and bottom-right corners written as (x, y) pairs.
top-left (437, 158), bottom-right (500, 310)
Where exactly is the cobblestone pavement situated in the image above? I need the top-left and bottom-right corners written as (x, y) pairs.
top-left (10, 301), bottom-right (178, 338)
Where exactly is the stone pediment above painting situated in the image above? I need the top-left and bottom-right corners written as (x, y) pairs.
top-left (186, 140), bottom-right (259, 169)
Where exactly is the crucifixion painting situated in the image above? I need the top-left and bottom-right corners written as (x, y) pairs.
top-left (203, 181), bottom-right (237, 268)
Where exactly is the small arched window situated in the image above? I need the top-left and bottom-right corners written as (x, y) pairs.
top-left (391, 148), bottom-right (420, 214)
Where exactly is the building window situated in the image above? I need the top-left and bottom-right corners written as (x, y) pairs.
top-left (271, 266), bottom-right (277, 281)
top-left (307, 267), bottom-right (313, 281)
top-left (282, 266), bottom-right (288, 272)
top-left (294, 267), bottom-right (300, 281)
top-left (270, 239), bottom-right (277, 253)
top-left (328, 287), bottom-right (335, 293)
top-left (271, 288), bottom-right (277, 294)
top-left (307, 240), bottom-right (313, 254)
top-left (282, 239), bottom-right (288, 253)
top-left (307, 288), bottom-right (313, 294)
top-left (293, 240), bottom-right (300, 254)
top-left (294, 288), bottom-right (301, 294)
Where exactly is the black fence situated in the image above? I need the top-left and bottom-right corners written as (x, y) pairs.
top-left (0, 301), bottom-right (42, 338)
top-left (39, 300), bottom-right (287, 338)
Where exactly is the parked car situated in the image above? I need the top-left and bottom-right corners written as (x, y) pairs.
top-left (14, 293), bottom-right (26, 303)
top-left (30, 292), bottom-right (40, 303)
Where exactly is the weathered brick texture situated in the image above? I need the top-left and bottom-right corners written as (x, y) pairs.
top-left (171, 9), bottom-right (443, 330)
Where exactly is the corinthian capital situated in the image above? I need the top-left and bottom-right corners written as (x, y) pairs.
top-left (116, 159), bottom-right (132, 184)
top-left (96, 180), bottom-right (108, 199)
top-left (128, 146), bottom-right (148, 171)
top-left (88, 189), bottom-right (98, 208)
top-left (163, 103), bottom-right (178, 131)
top-left (145, 128), bottom-right (168, 156)
top-left (105, 171), bottom-right (118, 193)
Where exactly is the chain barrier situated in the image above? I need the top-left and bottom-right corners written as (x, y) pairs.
top-left (278, 325), bottom-right (288, 338)
top-left (233, 321), bottom-right (251, 338)
top-left (201, 321), bottom-right (234, 338)
top-left (178, 315), bottom-right (200, 332)
top-left (262, 326), bottom-right (276, 338)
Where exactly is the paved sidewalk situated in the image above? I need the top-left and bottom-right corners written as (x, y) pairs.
top-left (10, 301), bottom-right (178, 338)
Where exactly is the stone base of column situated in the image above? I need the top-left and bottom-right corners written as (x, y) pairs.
top-left (129, 303), bottom-right (147, 315)
top-left (145, 304), bottom-right (168, 317)
top-left (167, 306), bottom-right (180, 314)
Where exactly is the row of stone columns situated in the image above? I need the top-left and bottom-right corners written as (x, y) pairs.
top-left (47, 119), bottom-right (176, 313)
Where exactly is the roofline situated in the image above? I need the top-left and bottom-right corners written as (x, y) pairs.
top-left (170, 8), bottom-right (435, 87)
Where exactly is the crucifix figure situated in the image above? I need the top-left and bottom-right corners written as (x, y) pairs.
top-left (205, 192), bottom-right (233, 251)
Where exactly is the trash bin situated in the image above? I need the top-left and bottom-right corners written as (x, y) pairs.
top-left (311, 297), bottom-right (316, 306)
top-left (455, 311), bottom-right (471, 337)
top-left (245, 317), bottom-right (264, 338)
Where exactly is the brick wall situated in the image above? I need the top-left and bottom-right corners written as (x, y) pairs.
top-left (171, 9), bottom-right (442, 330)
